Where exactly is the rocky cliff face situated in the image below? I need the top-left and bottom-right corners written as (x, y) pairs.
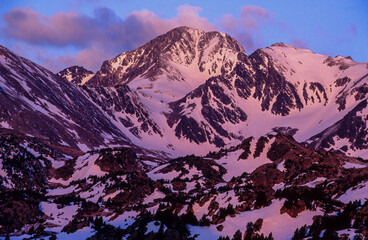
top-left (306, 99), bottom-right (368, 157)
top-left (81, 85), bottom-right (163, 139)
top-left (305, 69), bottom-right (368, 158)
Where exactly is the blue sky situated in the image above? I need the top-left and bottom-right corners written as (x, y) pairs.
top-left (0, 0), bottom-right (367, 72)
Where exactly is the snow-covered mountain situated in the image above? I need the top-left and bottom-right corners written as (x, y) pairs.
top-left (1, 26), bottom-right (368, 239)
top-left (80, 26), bottom-right (247, 155)
top-left (2, 26), bottom-right (368, 157)
top-left (2, 27), bottom-right (368, 157)
top-left (71, 27), bottom-right (368, 157)
top-left (87, 26), bottom-right (244, 94)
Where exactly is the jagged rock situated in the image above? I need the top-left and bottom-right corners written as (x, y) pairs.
top-left (172, 181), bottom-right (186, 191)
top-left (280, 199), bottom-right (306, 218)
top-left (212, 215), bottom-right (225, 225)
top-left (87, 27), bottom-right (244, 87)
top-left (216, 224), bottom-right (224, 232)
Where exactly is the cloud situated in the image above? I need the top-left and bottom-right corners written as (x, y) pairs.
top-left (2, 5), bottom-right (295, 72)
top-left (3, 7), bottom-right (99, 47)
top-left (175, 5), bottom-right (216, 32)
top-left (240, 6), bottom-right (273, 29)
top-left (219, 6), bottom-right (274, 51)
top-left (2, 5), bottom-right (216, 72)
top-left (291, 39), bottom-right (309, 49)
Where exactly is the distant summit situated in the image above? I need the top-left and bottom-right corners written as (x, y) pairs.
top-left (57, 65), bottom-right (94, 85)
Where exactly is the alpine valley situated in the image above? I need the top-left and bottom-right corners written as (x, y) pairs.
top-left (1, 26), bottom-right (368, 240)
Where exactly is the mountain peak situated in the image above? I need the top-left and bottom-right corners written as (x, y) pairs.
top-left (269, 42), bottom-right (305, 51)
top-left (86, 27), bottom-right (246, 88)
top-left (165, 25), bottom-right (204, 35)
top-left (270, 42), bottom-right (290, 47)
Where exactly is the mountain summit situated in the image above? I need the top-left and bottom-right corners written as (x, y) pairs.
top-left (87, 26), bottom-right (245, 91)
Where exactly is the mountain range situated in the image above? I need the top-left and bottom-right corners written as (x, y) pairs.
top-left (1, 26), bottom-right (368, 239)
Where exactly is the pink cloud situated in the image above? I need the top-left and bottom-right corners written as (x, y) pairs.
top-left (2, 5), bottom-right (216, 72)
top-left (122, 5), bottom-right (216, 49)
top-left (240, 6), bottom-right (274, 29)
top-left (219, 6), bottom-right (274, 51)
top-left (175, 5), bottom-right (216, 32)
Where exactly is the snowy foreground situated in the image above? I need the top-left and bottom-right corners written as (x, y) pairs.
top-left (1, 133), bottom-right (368, 239)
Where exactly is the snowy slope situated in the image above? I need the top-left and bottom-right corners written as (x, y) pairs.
top-left (3, 26), bottom-right (368, 240)
top-left (261, 43), bottom-right (368, 141)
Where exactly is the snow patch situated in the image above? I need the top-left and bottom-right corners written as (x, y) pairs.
top-left (338, 181), bottom-right (368, 203)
